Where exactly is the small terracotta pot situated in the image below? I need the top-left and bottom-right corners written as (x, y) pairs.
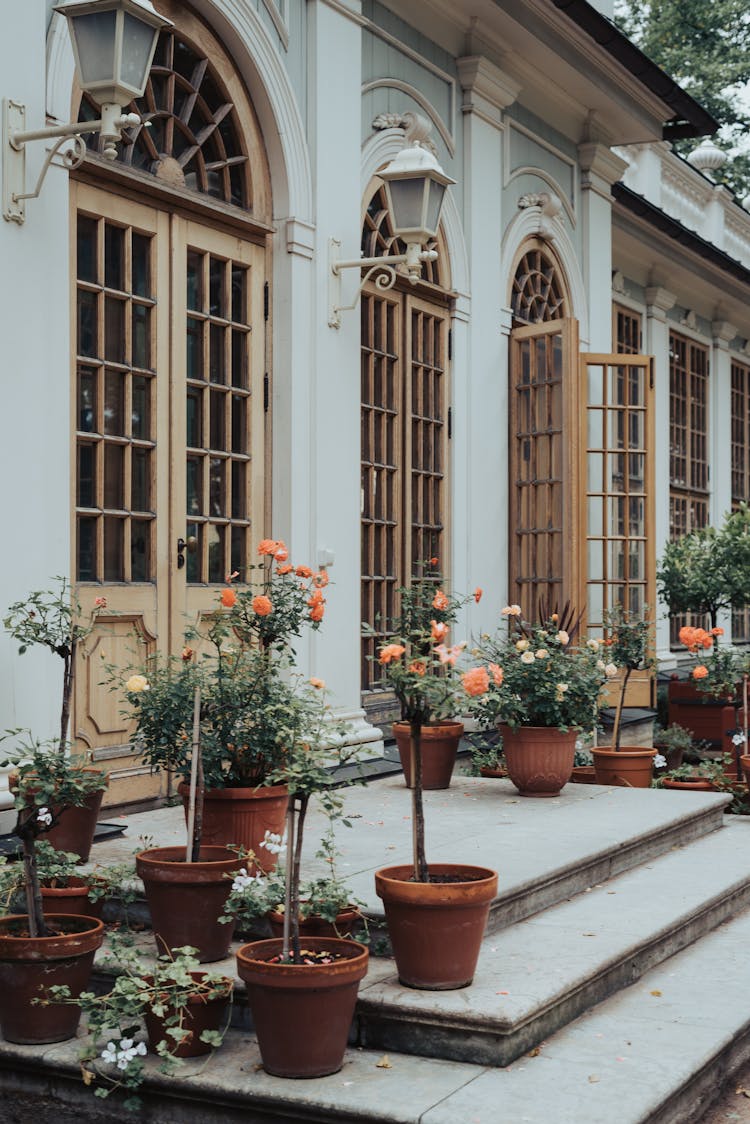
top-left (135, 846), bottom-right (237, 963)
top-left (478, 765), bottom-right (508, 779)
top-left (142, 971), bottom-right (232, 1058)
top-left (501, 726), bottom-right (577, 797)
top-left (12, 768), bottom-right (108, 863)
top-left (392, 722), bottom-right (464, 790)
top-left (592, 747), bottom-right (657, 788)
top-left (660, 777), bottom-right (716, 792)
top-left (178, 783), bottom-right (288, 872)
top-left (570, 765), bottom-right (597, 784)
top-left (0, 914), bottom-right (105, 1044)
top-left (266, 904), bottom-right (362, 939)
top-left (236, 937), bottom-right (369, 1078)
top-left (374, 863), bottom-right (498, 990)
top-left (41, 877), bottom-right (104, 920)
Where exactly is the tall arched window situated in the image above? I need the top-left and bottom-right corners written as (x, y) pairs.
top-left (71, 1), bottom-right (271, 806)
top-left (360, 185), bottom-right (451, 714)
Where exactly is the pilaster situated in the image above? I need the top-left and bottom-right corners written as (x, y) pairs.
top-left (711, 319), bottom-right (736, 639)
top-left (578, 143), bottom-right (629, 351)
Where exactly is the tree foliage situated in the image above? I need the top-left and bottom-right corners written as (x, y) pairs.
top-left (615, 0), bottom-right (750, 198)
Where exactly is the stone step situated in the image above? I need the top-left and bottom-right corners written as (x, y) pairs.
top-left (355, 818), bottom-right (750, 1067)
top-left (6, 876), bottom-right (750, 1123)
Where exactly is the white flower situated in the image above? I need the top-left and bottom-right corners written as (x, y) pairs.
top-left (733, 732), bottom-right (747, 746)
top-left (101, 1042), bottom-right (118, 1064)
top-left (604, 663), bottom-right (618, 678)
top-left (557, 630), bottom-right (570, 646)
top-left (125, 674), bottom-right (149, 693)
top-left (587, 639), bottom-right (601, 651)
top-left (596, 659), bottom-right (606, 671)
top-left (501, 604), bottom-right (522, 617)
top-left (555, 683), bottom-right (569, 701)
top-left (36, 807), bottom-right (52, 827)
top-left (520, 651), bottom-right (535, 665)
top-left (535, 649), bottom-right (549, 660)
top-left (231, 867), bottom-right (262, 893)
top-left (653, 753), bottom-right (667, 769)
top-left (260, 830), bottom-right (287, 855)
top-left (515, 638), bottom-right (530, 652)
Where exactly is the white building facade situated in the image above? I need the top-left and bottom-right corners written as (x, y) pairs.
top-left (1, 0), bottom-right (745, 809)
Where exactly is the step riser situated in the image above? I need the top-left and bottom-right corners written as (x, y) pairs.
top-left (654, 1031), bottom-right (750, 1124)
top-left (485, 803), bottom-right (727, 934)
top-left (356, 876), bottom-right (750, 1068)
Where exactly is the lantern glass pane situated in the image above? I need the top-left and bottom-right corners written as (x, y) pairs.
top-left (121, 12), bottom-right (157, 92)
top-left (388, 178), bottom-right (425, 234)
top-left (70, 11), bottom-right (117, 84)
top-left (425, 179), bottom-right (446, 237)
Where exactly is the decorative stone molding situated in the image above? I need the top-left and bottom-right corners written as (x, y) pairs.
top-left (680, 309), bottom-right (698, 330)
top-left (578, 142), bottom-right (629, 187)
top-left (712, 319), bottom-right (737, 347)
top-left (611, 270), bottom-right (629, 296)
top-left (456, 55), bottom-right (521, 113)
top-left (741, 339), bottom-right (750, 358)
top-left (517, 191), bottom-right (562, 237)
top-left (644, 286), bottom-right (676, 321)
top-left (285, 218), bottom-right (315, 260)
top-left (371, 111), bottom-right (439, 156)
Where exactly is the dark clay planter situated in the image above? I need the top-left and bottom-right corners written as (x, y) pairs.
top-left (12, 768), bottom-right (108, 863)
top-left (178, 783), bottom-right (289, 873)
top-left (393, 722), bottom-right (464, 790)
top-left (143, 971), bottom-right (232, 1058)
top-left (266, 904), bottom-right (363, 939)
top-left (374, 863), bottom-right (498, 990)
top-left (41, 877), bottom-right (104, 920)
top-left (0, 914), bottom-right (105, 1044)
top-left (236, 937), bottom-right (369, 1078)
top-left (592, 747), bottom-right (657, 788)
top-left (136, 846), bottom-right (237, 963)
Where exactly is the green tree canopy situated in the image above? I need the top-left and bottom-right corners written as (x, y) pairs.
top-left (615, 0), bottom-right (750, 198)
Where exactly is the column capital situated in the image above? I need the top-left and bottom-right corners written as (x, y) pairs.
top-left (645, 286), bottom-right (676, 320)
top-left (578, 142), bottom-right (629, 187)
top-left (711, 319), bottom-right (737, 347)
top-left (457, 55), bottom-right (521, 123)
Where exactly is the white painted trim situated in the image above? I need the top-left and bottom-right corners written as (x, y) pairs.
top-left (363, 79), bottom-right (454, 156)
top-left (505, 119), bottom-right (577, 186)
top-left (507, 166), bottom-right (576, 227)
top-left (261, 0), bottom-right (289, 50)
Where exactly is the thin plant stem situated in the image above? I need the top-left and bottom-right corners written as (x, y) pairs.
top-left (282, 802), bottom-right (294, 963)
top-left (186, 685), bottom-right (202, 863)
top-left (410, 719), bottom-right (429, 883)
top-left (290, 795), bottom-right (308, 964)
top-left (611, 666), bottom-right (632, 752)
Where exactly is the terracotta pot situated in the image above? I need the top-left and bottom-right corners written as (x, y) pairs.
top-left (41, 877), bottom-right (104, 920)
top-left (660, 777), bottom-right (716, 792)
top-left (12, 767), bottom-right (108, 863)
top-left (142, 971), bottom-right (232, 1059)
top-left (392, 722), bottom-right (464, 790)
top-left (740, 754), bottom-right (750, 792)
top-left (592, 747), bottom-right (657, 788)
top-left (266, 904), bottom-right (362, 939)
top-left (178, 782), bottom-right (288, 872)
top-left (570, 765), bottom-right (597, 784)
top-left (478, 765), bottom-right (508, 779)
top-left (236, 937), bottom-right (369, 1078)
top-left (0, 914), bottom-right (105, 1044)
top-left (135, 846), bottom-right (237, 963)
top-left (667, 681), bottom-right (737, 751)
top-left (374, 863), bottom-right (498, 990)
top-left (501, 726), bottom-right (577, 797)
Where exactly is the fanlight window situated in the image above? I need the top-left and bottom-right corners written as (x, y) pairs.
top-left (361, 186), bottom-right (443, 287)
top-left (512, 248), bottom-right (566, 323)
top-left (79, 29), bottom-right (249, 208)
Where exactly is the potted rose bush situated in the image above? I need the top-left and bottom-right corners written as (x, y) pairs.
top-left (370, 565), bottom-right (498, 991)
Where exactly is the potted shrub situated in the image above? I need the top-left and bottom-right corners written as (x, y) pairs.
top-left (652, 722), bottom-right (695, 771)
top-left (469, 605), bottom-right (614, 797)
top-left (465, 729), bottom-right (506, 778)
top-left (4, 578), bottom-right (109, 859)
top-left (676, 626), bottom-right (750, 780)
top-left (122, 539), bottom-right (328, 863)
top-left (0, 839), bottom-right (136, 921)
top-left (234, 688), bottom-right (370, 1078)
top-left (0, 736), bottom-right (105, 1044)
top-left (47, 939), bottom-right (231, 1111)
top-left (370, 568), bottom-right (498, 991)
top-left (592, 606), bottom-right (658, 788)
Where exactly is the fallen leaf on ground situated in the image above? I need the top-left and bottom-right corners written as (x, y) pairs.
top-left (588, 1075), bottom-right (600, 1084)
top-left (376, 1055), bottom-right (393, 1069)
top-left (527, 1047), bottom-right (541, 1057)
top-left (650, 989), bottom-right (662, 996)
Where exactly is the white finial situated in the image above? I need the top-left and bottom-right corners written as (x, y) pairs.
top-left (687, 137), bottom-right (727, 176)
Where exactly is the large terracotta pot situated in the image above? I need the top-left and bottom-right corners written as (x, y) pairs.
top-left (740, 753), bottom-right (750, 792)
top-left (592, 746), bottom-right (657, 788)
top-left (501, 726), bottom-right (576, 797)
top-left (142, 971), bottom-right (232, 1059)
top-left (392, 721), bottom-right (464, 790)
top-left (0, 914), bottom-right (105, 1043)
top-left (236, 937), bottom-right (369, 1078)
top-left (41, 877), bottom-right (104, 920)
top-left (667, 680), bottom-right (737, 752)
top-left (178, 782), bottom-right (288, 872)
top-left (374, 863), bottom-right (498, 990)
top-left (135, 846), bottom-right (237, 963)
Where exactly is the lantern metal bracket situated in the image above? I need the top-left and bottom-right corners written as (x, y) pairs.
top-left (3, 98), bottom-right (140, 224)
top-left (328, 237), bottom-right (438, 329)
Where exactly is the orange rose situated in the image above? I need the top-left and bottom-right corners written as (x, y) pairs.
top-left (257, 539), bottom-right (280, 556)
top-left (220, 587), bottom-right (237, 608)
top-left (310, 603), bottom-right (325, 622)
top-left (310, 677), bottom-right (326, 690)
top-left (308, 588), bottom-right (325, 607)
top-left (274, 543), bottom-right (288, 562)
top-left (429, 556), bottom-right (439, 566)
top-left (379, 643), bottom-right (406, 664)
top-left (474, 587), bottom-right (483, 603)
top-left (181, 647), bottom-right (194, 662)
top-left (431, 620), bottom-right (449, 642)
top-left (252, 595), bottom-right (272, 616)
top-left (711, 627), bottom-right (725, 636)
top-left (277, 564), bottom-right (293, 575)
top-left (313, 570), bottom-right (330, 588)
top-left (488, 662), bottom-right (504, 686)
top-left (432, 590), bottom-right (449, 611)
top-left (692, 665), bottom-right (709, 680)
top-left (296, 564), bottom-right (313, 579)
top-left (463, 667), bottom-right (489, 697)
top-left (409, 660), bottom-right (427, 677)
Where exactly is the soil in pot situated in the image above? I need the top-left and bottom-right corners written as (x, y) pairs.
top-left (266, 904), bottom-right (362, 940)
top-left (393, 722), bottom-right (464, 790)
top-left (41, 877), bottom-right (104, 920)
top-left (0, 913), bottom-right (105, 1044)
top-left (592, 747), bottom-right (657, 788)
top-left (236, 936), bottom-right (369, 1078)
top-left (178, 782), bottom-right (288, 872)
top-left (142, 971), bottom-right (232, 1059)
top-left (135, 847), bottom-right (237, 963)
top-left (374, 863), bottom-right (498, 990)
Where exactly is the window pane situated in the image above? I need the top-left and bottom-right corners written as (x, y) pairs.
top-left (132, 376), bottom-right (150, 439)
top-left (132, 304), bottom-right (150, 369)
top-left (77, 516), bottom-right (97, 581)
top-left (132, 447), bottom-right (150, 511)
top-left (132, 232), bottom-right (151, 297)
top-left (187, 250), bottom-right (203, 311)
top-left (231, 330), bottom-right (247, 388)
top-left (78, 443), bottom-right (96, 507)
top-left (207, 523), bottom-right (225, 582)
top-left (231, 265), bottom-right (247, 323)
top-left (103, 516), bottom-right (124, 581)
top-left (130, 518), bottom-right (151, 581)
top-left (78, 290), bottom-right (98, 357)
top-left (77, 216), bottom-right (98, 283)
top-left (104, 370), bottom-right (124, 435)
top-left (105, 224), bottom-right (125, 290)
top-left (210, 324), bottom-right (225, 384)
top-left (105, 297), bottom-right (126, 363)
top-left (187, 456), bottom-right (202, 516)
top-left (104, 443), bottom-right (125, 509)
top-left (186, 522), bottom-right (201, 582)
top-left (231, 394), bottom-right (246, 452)
top-left (210, 457), bottom-right (225, 516)
top-left (210, 257), bottom-right (225, 317)
top-left (231, 459), bottom-right (245, 518)
top-left (187, 318), bottom-right (203, 379)
top-left (210, 389), bottom-right (226, 450)
top-left (78, 367), bottom-right (97, 432)
top-left (231, 524), bottom-right (245, 573)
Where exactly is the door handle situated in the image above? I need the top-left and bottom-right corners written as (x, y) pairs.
top-left (176, 536), bottom-right (197, 569)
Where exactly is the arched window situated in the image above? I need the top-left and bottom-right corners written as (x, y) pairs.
top-left (511, 245), bottom-right (567, 324)
top-left (360, 185), bottom-right (451, 710)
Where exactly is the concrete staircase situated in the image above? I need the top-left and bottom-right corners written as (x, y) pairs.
top-left (1, 776), bottom-right (750, 1122)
